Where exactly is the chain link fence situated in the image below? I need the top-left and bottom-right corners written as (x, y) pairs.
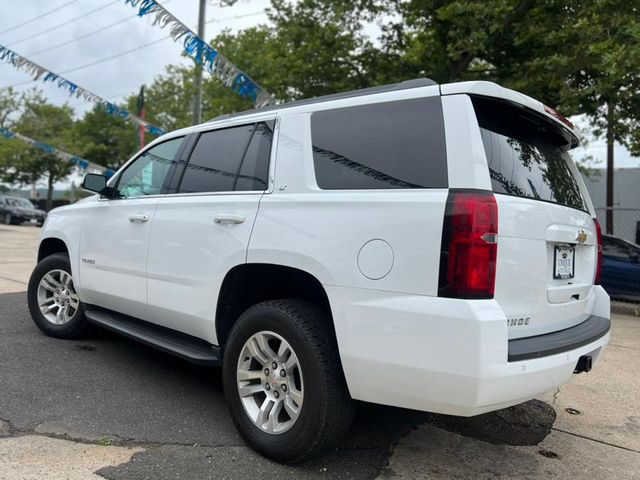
top-left (594, 207), bottom-right (640, 307)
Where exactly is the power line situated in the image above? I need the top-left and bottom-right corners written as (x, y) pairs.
top-left (23, 0), bottom-right (174, 58)
top-left (59, 36), bottom-right (171, 75)
top-left (24, 15), bottom-right (137, 58)
top-left (5, 0), bottom-right (120, 48)
top-left (3, 36), bottom-right (171, 89)
top-left (205, 10), bottom-right (266, 24)
top-left (0, 0), bottom-right (79, 35)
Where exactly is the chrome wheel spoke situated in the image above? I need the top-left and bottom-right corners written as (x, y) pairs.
top-left (284, 396), bottom-right (300, 421)
top-left (55, 306), bottom-right (66, 324)
top-left (40, 275), bottom-right (60, 292)
top-left (237, 330), bottom-right (304, 435)
top-left (68, 294), bottom-right (80, 309)
top-left (37, 268), bottom-right (79, 326)
top-left (256, 334), bottom-right (278, 361)
top-left (247, 338), bottom-right (269, 365)
top-left (256, 398), bottom-right (274, 428)
top-left (266, 400), bottom-right (284, 433)
top-left (237, 369), bottom-right (262, 382)
top-left (277, 341), bottom-right (291, 362)
top-left (60, 271), bottom-right (72, 288)
top-left (238, 382), bottom-right (264, 398)
top-left (288, 388), bottom-right (303, 408)
top-left (284, 354), bottom-right (297, 371)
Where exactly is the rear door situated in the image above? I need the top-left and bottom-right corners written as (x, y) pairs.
top-left (469, 96), bottom-right (598, 339)
top-left (146, 120), bottom-right (275, 344)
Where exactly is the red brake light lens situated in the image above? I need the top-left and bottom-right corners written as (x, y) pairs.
top-left (544, 105), bottom-right (575, 130)
top-left (438, 191), bottom-right (498, 299)
top-left (594, 218), bottom-right (603, 285)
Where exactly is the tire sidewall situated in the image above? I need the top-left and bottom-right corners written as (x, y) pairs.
top-left (223, 304), bottom-right (331, 459)
top-left (27, 253), bottom-right (88, 338)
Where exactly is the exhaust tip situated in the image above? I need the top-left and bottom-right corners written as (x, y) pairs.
top-left (574, 355), bottom-right (593, 374)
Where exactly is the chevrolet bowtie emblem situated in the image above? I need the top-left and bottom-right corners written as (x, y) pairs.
top-left (576, 230), bottom-right (587, 244)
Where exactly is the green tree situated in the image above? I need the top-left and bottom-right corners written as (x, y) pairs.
top-left (0, 87), bottom-right (20, 129)
top-left (71, 104), bottom-right (139, 170)
top-left (0, 90), bottom-right (75, 210)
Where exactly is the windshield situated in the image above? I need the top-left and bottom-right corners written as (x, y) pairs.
top-left (6, 198), bottom-right (34, 208)
top-left (472, 96), bottom-right (587, 212)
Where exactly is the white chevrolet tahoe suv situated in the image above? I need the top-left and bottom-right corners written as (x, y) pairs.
top-left (27, 79), bottom-right (610, 463)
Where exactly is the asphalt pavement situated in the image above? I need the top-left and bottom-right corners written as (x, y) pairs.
top-left (0, 224), bottom-right (638, 479)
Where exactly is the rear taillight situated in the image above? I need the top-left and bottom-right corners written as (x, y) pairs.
top-left (438, 190), bottom-right (498, 299)
top-left (594, 218), bottom-right (603, 284)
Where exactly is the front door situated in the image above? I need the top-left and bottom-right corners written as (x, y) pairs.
top-left (78, 137), bottom-right (184, 320)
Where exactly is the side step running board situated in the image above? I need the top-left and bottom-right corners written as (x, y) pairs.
top-left (85, 308), bottom-right (221, 366)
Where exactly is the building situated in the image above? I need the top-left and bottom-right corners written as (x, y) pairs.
top-left (581, 167), bottom-right (640, 244)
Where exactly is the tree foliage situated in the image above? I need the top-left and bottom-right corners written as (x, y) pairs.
top-left (0, 89), bottom-right (75, 209)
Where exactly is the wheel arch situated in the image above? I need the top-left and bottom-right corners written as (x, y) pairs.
top-left (38, 237), bottom-right (69, 262)
top-left (215, 263), bottom-right (335, 348)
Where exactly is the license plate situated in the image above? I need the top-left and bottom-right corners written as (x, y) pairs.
top-left (554, 246), bottom-right (575, 279)
top-left (29, 218), bottom-right (38, 224)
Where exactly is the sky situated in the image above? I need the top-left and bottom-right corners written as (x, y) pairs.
top-left (0, 0), bottom-right (271, 114)
top-left (0, 0), bottom-right (638, 191)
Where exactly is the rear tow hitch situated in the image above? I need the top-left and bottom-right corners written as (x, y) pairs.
top-left (574, 355), bottom-right (593, 374)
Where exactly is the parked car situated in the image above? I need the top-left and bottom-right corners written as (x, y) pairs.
top-left (601, 234), bottom-right (640, 302)
top-left (0, 195), bottom-right (46, 226)
top-left (26, 79), bottom-right (610, 463)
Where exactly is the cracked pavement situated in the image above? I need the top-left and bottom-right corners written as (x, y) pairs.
top-left (1, 224), bottom-right (639, 479)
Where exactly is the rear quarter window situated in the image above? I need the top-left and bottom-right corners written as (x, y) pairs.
top-left (310, 97), bottom-right (448, 189)
top-left (472, 96), bottom-right (586, 212)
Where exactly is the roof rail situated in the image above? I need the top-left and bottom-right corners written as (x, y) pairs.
top-left (207, 77), bottom-right (438, 122)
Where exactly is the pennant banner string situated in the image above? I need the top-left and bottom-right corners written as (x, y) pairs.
top-left (0, 127), bottom-right (115, 178)
top-left (0, 44), bottom-right (167, 136)
top-left (123, 0), bottom-right (275, 108)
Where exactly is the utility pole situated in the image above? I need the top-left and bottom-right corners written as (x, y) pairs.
top-left (192, 0), bottom-right (206, 125)
top-left (605, 101), bottom-right (614, 234)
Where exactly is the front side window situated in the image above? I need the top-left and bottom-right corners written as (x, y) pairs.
top-left (310, 97), bottom-right (448, 190)
top-left (116, 137), bottom-right (184, 198)
top-left (178, 121), bottom-right (273, 194)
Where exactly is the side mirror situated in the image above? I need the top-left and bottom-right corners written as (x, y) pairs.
top-left (81, 173), bottom-right (112, 197)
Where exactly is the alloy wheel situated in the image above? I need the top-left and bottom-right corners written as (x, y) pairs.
top-left (36, 269), bottom-right (80, 325)
top-left (236, 330), bottom-right (304, 434)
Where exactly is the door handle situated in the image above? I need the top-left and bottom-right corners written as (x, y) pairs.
top-left (128, 214), bottom-right (149, 223)
top-left (214, 214), bottom-right (245, 225)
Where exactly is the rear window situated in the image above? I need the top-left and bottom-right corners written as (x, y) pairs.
top-left (472, 96), bottom-right (586, 212)
top-left (310, 97), bottom-right (447, 190)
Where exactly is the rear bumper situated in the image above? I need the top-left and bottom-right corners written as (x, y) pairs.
top-left (327, 284), bottom-right (610, 416)
top-left (508, 314), bottom-right (610, 361)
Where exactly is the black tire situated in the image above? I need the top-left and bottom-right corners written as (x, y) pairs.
top-left (27, 253), bottom-right (89, 339)
top-left (223, 299), bottom-right (354, 463)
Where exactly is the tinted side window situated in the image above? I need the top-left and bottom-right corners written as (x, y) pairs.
top-left (235, 121), bottom-right (273, 191)
top-left (311, 97), bottom-right (447, 190)
top-left (179, 125), bottom-right (254, 193)
top-left (116, 137), bottom-right (183, 198)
